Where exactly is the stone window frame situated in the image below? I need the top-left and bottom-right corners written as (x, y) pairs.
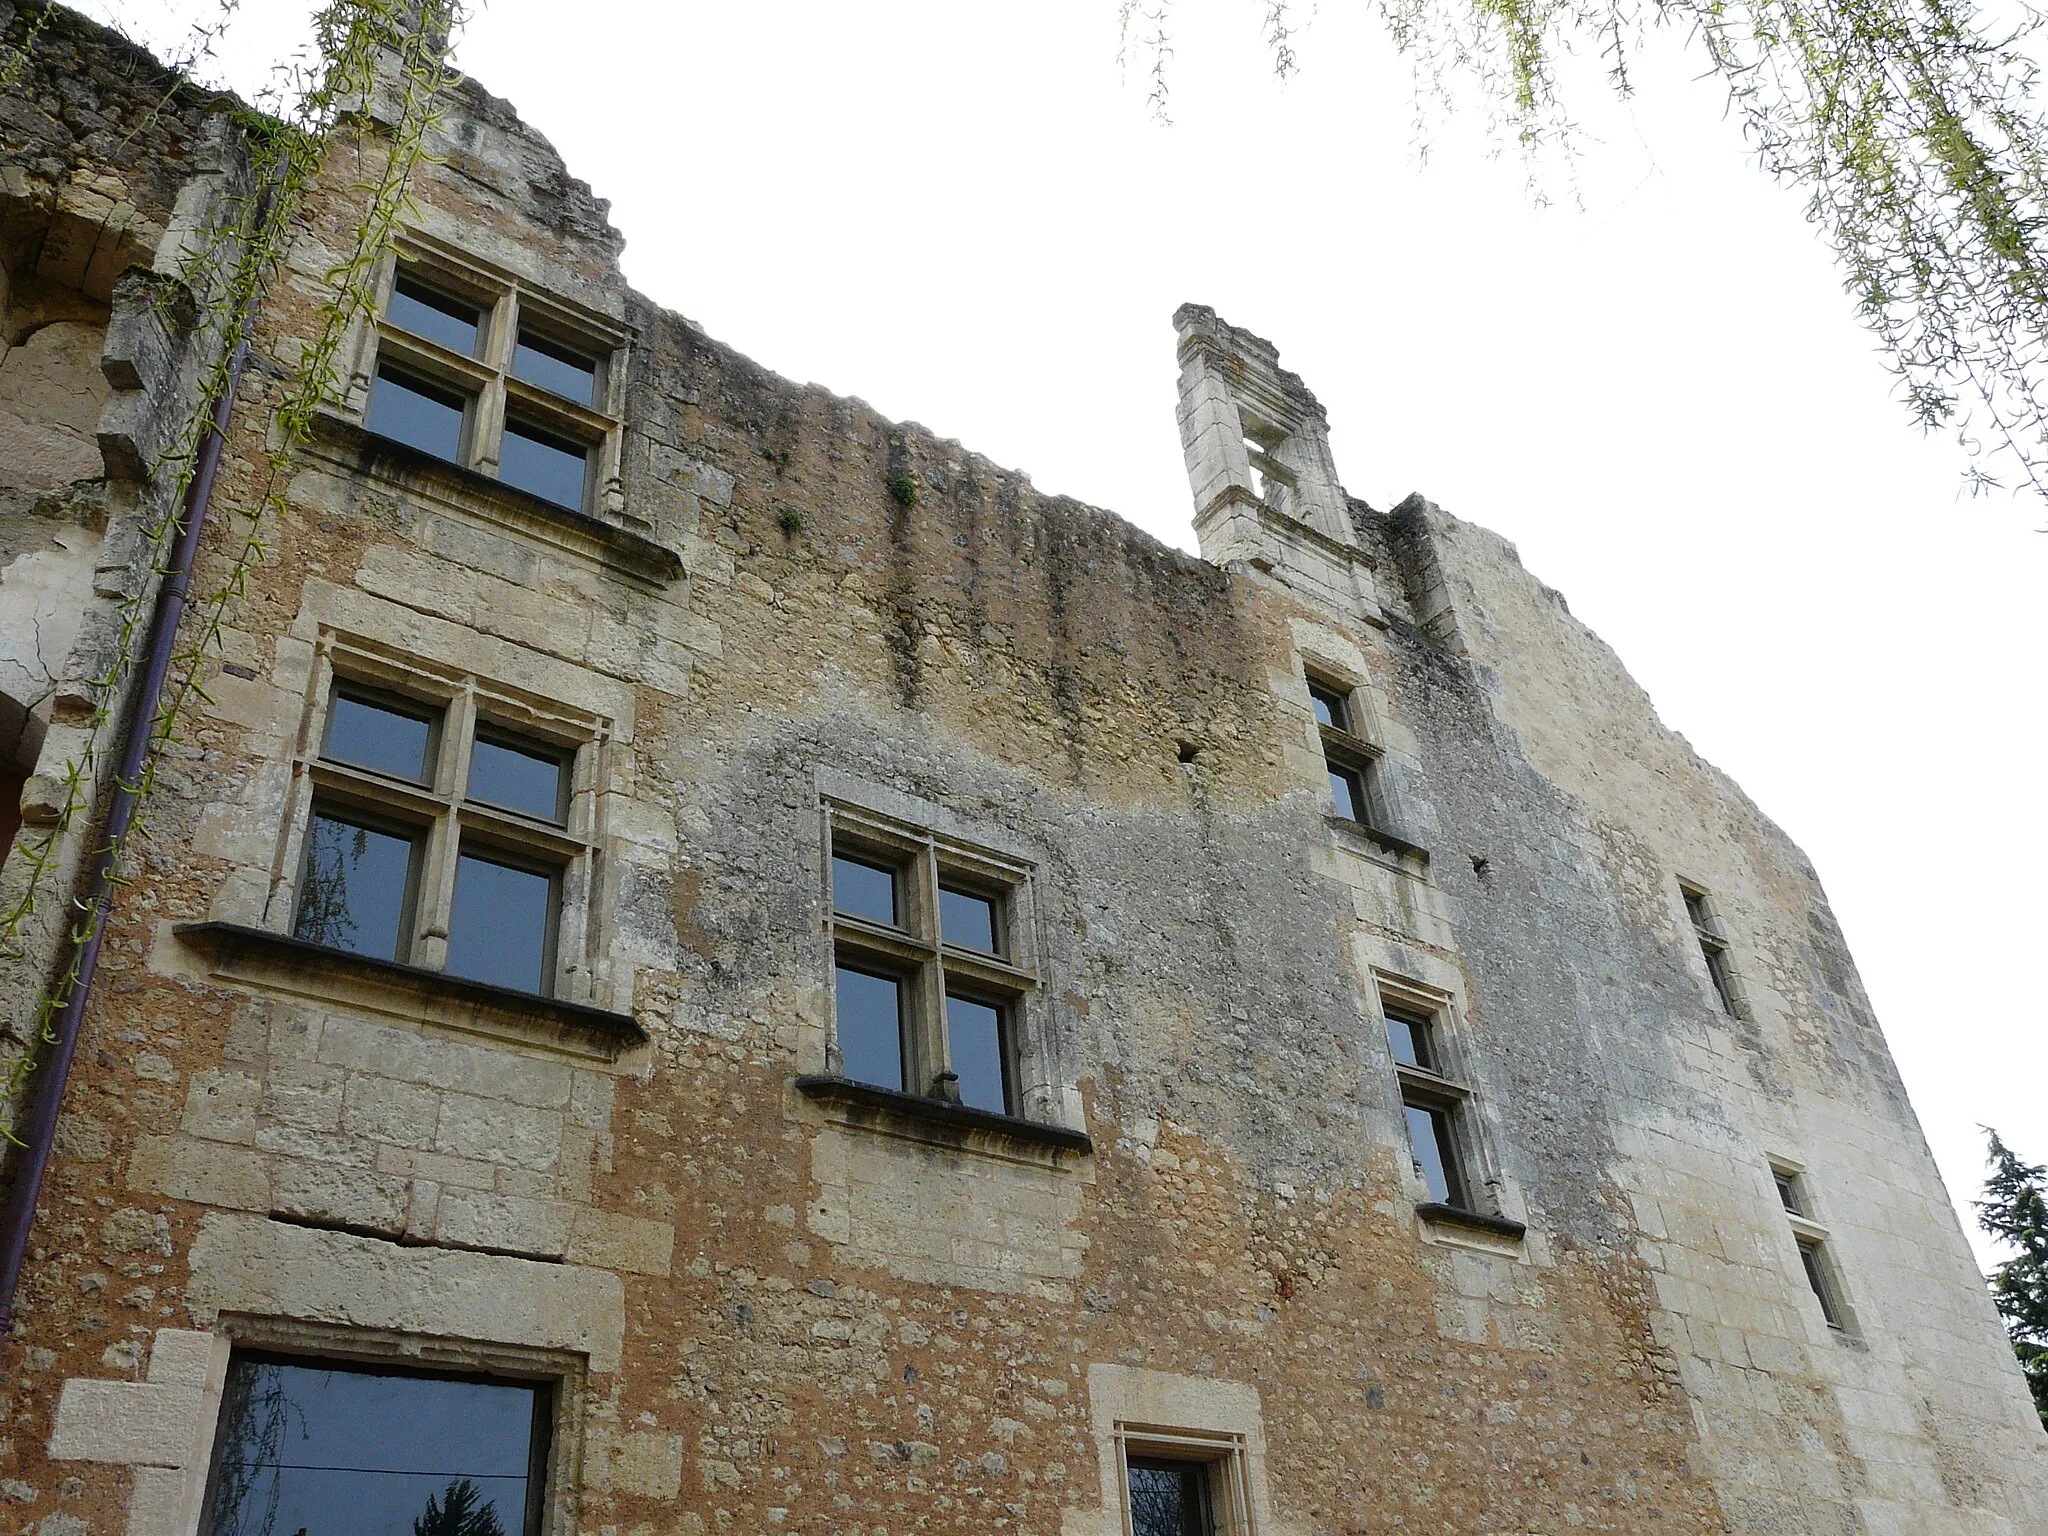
top-left (1115, 1423), bottom-right (1257, 1536)
top-left (196, 1315), bottom-right (589, 1536)
top-left (1374, 973), bottom-right (1524, 1242)
top-left (821, 798), bottom-right (1044, 1113)
top-left (1678, 879), bottom-right (1748, 1020)
top-left (270, 631), bottom-right (614, 1006)
top-left (1296, 655), bottom-right (1428, 865)
top-left (1768, 1157), bottom-right (1861, 1337)
top-left (348, 230), bottom-right (630, 520)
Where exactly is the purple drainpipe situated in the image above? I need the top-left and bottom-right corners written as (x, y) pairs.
top-left (0, 330), bottom-right (254, 1340)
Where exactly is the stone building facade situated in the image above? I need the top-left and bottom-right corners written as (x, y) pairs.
top-left (1, 8), bottom-right (2043, 1535)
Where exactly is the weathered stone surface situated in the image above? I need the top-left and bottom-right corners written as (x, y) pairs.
top-left (2, 10), bottom-right (2042, 1536)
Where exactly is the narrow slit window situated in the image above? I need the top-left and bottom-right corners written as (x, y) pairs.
top-left (1327, 763), bottom-right (1368, 824)
top-left (1799, 1240), bottom-right (1845, 1329)
top-left (499, 419), bottom-right (590, 510)
top-left (366, 364), bottom-right (469, 464)
top-left (198, 1355), bottom-right (550, 1536)
top-left (1683, 884), bottom-right (1742, 1016)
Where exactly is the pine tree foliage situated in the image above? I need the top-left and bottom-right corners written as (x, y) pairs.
top-left (1121, 0), bottom-right (2048, 504)
top-left (1976, 1128), bottom-right (2048, 1427)
top-left (412, 1479), bottom-right (508, 1536)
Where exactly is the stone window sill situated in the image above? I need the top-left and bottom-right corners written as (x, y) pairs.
top-left (793, 1075), bottom-right (1093, 1157)
top-left (1416, 1201), bottom-right (1527, 1242)
top-left (307, 414), bottom-right (682, 588)
top-left (174, 922), bottom-right (646, 1061)
top-left (1325, 814), bottom-right (1431, 865)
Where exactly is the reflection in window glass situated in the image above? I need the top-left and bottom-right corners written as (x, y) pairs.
top-left (295, 810), bottom-right (416, 961)
top-left (1405, 1103), bottom-right (1465, 1207)
top-left (367, 364), bottom-right (467, 463)
top-left (832, 854), bottom-right (897, 926)
top-left (513, 332), bottom-right (598, 406)
top-left (446, 852), bottom-right (553, 994)
top-left (470, 735), bottom-right (566, 822)
top-left (835, 965), bottom-right (903, 1092)
top-left (1328, 765), bottom-right (1365, 822)
top-left (939, 885), bottom-right (999, 953)
top-left (201, 1356), bottom-right (544, 1536)
top-left (387, 274), bottom-right (482, 355)
top-left (499, 420), bottom-right (588, 510)
top-left (1126, 1458), bottom-right (1211, 1536)
top-left (945, 995), bottom-right (1008, 1114)
top-left (324, 692), bottom-right (435, 783)
top-left (1308, 680), bottom-right (1349, 731)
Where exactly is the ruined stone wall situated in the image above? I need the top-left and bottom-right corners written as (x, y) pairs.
top-left (0, 14), bottom-right (2041, 1536)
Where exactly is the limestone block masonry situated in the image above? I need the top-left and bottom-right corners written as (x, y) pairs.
top-left (0, 7), bottom-right (2043, 1536)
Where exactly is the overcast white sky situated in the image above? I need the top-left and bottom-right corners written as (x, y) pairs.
top-left (84, 0), bottom-right (2047, 1268)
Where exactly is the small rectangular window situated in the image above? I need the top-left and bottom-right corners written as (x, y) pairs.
top-left (499, 418), bottom-right (589, 510)
top-left (1327, 763), bottom-right (1367, 824)
top-left (323, 690), bottom-right (439, 784)
top-left (446, 849), bottom-right (557, 994)
top-left (198, 1354), bottom-right (550, 1536)
top-left (1799, 1239), bottom-right (1845, 1329)
top-left (1404, 1102), bottom-right (1468, 1208)
top-left (1126, 1457), bottom-right (1216, 1536)
top-left (834, 963), bottom-right (906, 1093)
top-left (294, 807), bottom-right (420, 963)
top-left (938, 883), bottom-right (1001, 955)
top-left (1382, 1002), bottom-right (1436, 1072)
top-left (366, 363), bottom-right (469, 464)
top-left (944, 993), bottom-right (1011, 1114)
top-left (469, 732), bottom-right (568, 823)
top-left (387, 272), bottom-right (482, 356)
top-left (832, 853), bottom-right (899, 926)
top-left (513, 330), bottom-right (599, 406)
top-left (1306, 679), bottom-right (1350, 733)
top-left (1775, 1172), bottom-right (1801, 1213)
top-left (1682, 882), bottom-right (1742, 1016)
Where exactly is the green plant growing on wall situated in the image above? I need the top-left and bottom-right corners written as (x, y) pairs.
top-left (1978, 1128), bottom-right (2048, 1427)
top-left (777, 506), bottom-right (804, 533)
top-left (1122, 0), bottom-right (2048, 505)
top-left (0, 0), bottom-right (463, 1132)
top-left (888, 473), bottom-right (918, 508)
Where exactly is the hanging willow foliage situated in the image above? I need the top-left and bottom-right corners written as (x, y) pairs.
top-left (1122, 0), bottom-right (2048, 502)
top-left (0, 0), bottom-right (461, 1127)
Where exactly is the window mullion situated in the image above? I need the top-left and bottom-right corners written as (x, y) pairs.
top-left (916, 841), bottom-right (946, 1095)
top-left (473, 290), bottom-right (516, 473)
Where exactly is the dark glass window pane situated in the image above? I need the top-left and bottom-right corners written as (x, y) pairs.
top-left (1384, 1006), bottom-right (1432, 1071)
top-left (387, 273), bottom-right (481, 355)
top-left (513, 332), bottom-right (598, 406)
top-left (835, 965), bottom-right (903, 1092)
top-left (499, 420), bottom-right (588, 510)
top-left (832, 854), bottom-right (897, 925)
top-left (366, 364), bottom-right (467, 463)
top-left (1308, 681), bottom-right (1348, 731)
top-left (1775, 1174), bottom-right (1801, 1213)
top-left (1799, 1242), bottom-right (1842, 1326)
top-left (945, 995), bottom-right (1008, 1114)
top-left (1328, 765), bottom-right (1364, 822)
top-left (1126, 1459), bottom-right (1209, 1536)
top-left (1406, 1102), bottom-right (1464, 1207)
top-left (202, 1357), bottom-right (542, 1536)
top-left (939, 885), bottom-right (999, 953)
top-left (295, 810), bottom-right (415, 961)
top-left (324, 692), bottom-right (435, 782)
top-left (470, 734), bottom-right (566, 821)
top-left (446, 851), bottom-right (554, 994)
